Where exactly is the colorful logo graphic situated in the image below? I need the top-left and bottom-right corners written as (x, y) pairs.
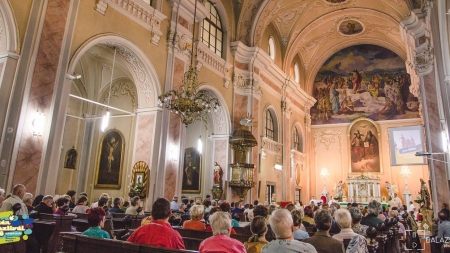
top-left (0, 211), bottom-right (34, 244)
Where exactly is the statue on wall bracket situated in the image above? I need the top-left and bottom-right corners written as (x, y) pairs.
top-left (211, 162), bottom-right (224, 200)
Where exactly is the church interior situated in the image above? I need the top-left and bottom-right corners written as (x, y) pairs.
top-left (0, 0), bottom-right (449, 218)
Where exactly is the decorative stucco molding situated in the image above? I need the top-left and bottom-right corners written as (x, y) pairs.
top-left (313, 129), bottom-right (343, 152)
top-left (101, 42), bottom-right (153, 104)
top-left (261, 137), bottom-right (282, 156)
top-left (414, 38), bottom-right (434, 75)
top-left (197, 42), bottom-right (232, 88)
top-left (102, 82), bottom-right (137, 106)
top-left (95, 0), bottom-right (166, 46)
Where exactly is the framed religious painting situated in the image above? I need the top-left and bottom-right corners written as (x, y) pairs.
top-left (348, 118), bottom-right (383, 173)
top-left (129, 161), bottom-right (149, 198)
top-left (94, 129), bottom-right (125, 188)
top-left (182, 147), bottom-right (201, 193)
top-left (64, 146), bottom-right (77, 169)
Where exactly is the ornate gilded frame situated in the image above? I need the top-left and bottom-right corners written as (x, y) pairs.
top-left (94, 129), bottom-right (125, 188)
top-left (182, 147), bottom-right (202, 193)
top-left (347, 117), bottom-right (383, 173)
top-left (130, 161), bottom-right (149, 198)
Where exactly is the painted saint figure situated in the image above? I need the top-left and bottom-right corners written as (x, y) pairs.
top-left (213, 162), bottom-right (223, 187)
top-left (415, 178), bottom-right (431, 209)
top-left (334, 181), bottom-right (343, 201)
top-left (185, 162), bottom-right (193, 186)
top-left (351, 130), bottom-right (365, 163)
top-left (386, 181), bottom-right (395, 201)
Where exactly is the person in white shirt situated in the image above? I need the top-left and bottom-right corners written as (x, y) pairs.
top-left (0, 184), bottom-right (28, 215)
top-left (393, 193), bottom-right (402, 208)
top-left (170, 195), bottom-right (179, 211)
top-left (408, 201), bottom-right (415, 213)
top-left (91, 193), bottom-right (110, 208)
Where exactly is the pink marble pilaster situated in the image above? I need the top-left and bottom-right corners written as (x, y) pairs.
top-left (285, 117), bottom-right (290, 201)
top-left (164, 58), bottom-right (184, 199)
top-left (233, 94), bottom-right (248, 131)
top-left (14, 0), bottom-right (70, 194)
top-left (422, 73), bottom-right (450, 208)
top-left (251, 98), bottom-right (259, 200)
top-left (134, 114), bottom-right (156, 164)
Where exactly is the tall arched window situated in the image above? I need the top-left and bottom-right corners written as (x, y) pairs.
top-left (201, 1), bottom-right (223, 57)
top-left (268, 37), bottom-right (275, 60)
top-left (266, 110), bottom-right (275, 140)
top-left (293, 127), bottom-right (303, 152)
top-left (294, 63), bottom-right (300, 83)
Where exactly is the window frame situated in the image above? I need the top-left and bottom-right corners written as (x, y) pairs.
top-left (268, 36), bottom-right (275, 60)
top-left (265, 110), bottom-right (275, 140)
top-left (201, 1), bottom-right (223, 57)
top-left (294, 63), bottom-right (300, 83)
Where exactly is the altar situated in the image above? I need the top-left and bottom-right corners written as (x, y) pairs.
top-left (347, 174), bottom-right (381, 202)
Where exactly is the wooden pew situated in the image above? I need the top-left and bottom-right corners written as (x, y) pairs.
top-left (34, 214), bottom-right (75, 253)
top-left (60, 232), bottom-right (199, 253)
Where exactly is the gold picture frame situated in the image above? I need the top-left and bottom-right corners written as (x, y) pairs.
top-left (94, 129), bottom-right (125, 188)
top-left (130, 161), bottom-right (149, 198)
top-left (182, 147), bottom-right (201, 193)
top-left (347, 117), bottom-right (383, 173)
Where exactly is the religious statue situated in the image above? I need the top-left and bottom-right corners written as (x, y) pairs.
top-left (415, 178), bottom-right (431, 209)
top-left (334, 181), bottom-right (343, 202)
top-left (213, 162), bottom-right (223, 188)
top-left (385, 181), bottom-right (395, 201)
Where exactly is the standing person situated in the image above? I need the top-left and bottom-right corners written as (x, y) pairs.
top-left (304, 209), bottom-right (345, 253)
top-left (0, 184), bottom-right (28, 215)
top-left (170, 196), bottom-right (179, 211)
top-left (82, 207), bottom-right (110, 239)
top-left (393, 193), bottom-right (402, 208)
top-left (244, 216), bottom-right (268, 253)
top-left (261, 209), bottom-right (317, 253)
top-left (127, 198), bottom-right (185, 250)
top-left (199, 212), bottom-right (246, 253)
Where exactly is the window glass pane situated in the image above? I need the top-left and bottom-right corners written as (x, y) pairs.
top-left (210, 34), bottom-right (216, 48)
top-left (216, 40), bottom-right (222, 52)
top-left (202, 1), bottom-right (223, 57)
top-left (268, 37), bottom-right (275, 60)
top-left (217, 30), bottom-right (222, 42)
top-left (294, 63), bottom-right (300, 83)
top-left (202, 29), bottom-right (209, 43)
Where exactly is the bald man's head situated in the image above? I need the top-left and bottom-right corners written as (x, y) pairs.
top-left (12, 184), bottom-right (26, 199)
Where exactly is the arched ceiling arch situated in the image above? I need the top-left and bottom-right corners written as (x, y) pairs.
top-left (237, 0), bottom-right (412, 95)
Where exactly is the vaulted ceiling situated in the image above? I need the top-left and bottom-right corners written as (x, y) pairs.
top-left (236, 0), bottom-right (416, 93)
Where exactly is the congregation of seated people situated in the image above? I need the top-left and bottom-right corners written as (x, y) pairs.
top-left (0, 184), bottom-right (425, 253)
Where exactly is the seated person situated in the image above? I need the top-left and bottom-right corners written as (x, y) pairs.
top-left (72, 196), bottom-right (89, 213)
top-left (431, 212), bottom-right (450, 253)
top-left (82, 207), bottom-right (110, 239)
top-left (219, 202), bottom-right (239, 227)
top-left (304, 209), bottom-right (345, 253)
top-left (206, 207), bottom-right (236, 234)
top-left (291, 209), bottom-right (309, 240)
top-left (303, 206), bottom-right (315, 225)
top-left (126, 196), bottom-right (144, 215)
top-left (23, 193), bottom-right (34, 213)
top-left (232, 201), bottom-right (244, 220)
top-left (348, 207), bottom-right (369, 236)
top-left (109, 197), bottom-right (125, 214)
top-left (97, 197), bottom-right (110, 215)
top-left (361, 200), bottom-right (383, 227)
top-left (199, 212), bottom-right (246, 253)
top-left (244, 216), bottom-right (268, 253)
top-left (127, 198), bottom-right (185, 249)
top-left (182, 204), bottom-right (206, 231)
top-left (33, 195), bottom-right (55, 215)
top-left (53, 196), bottom-right (69, 215)
top-left (261, 209), bottom-right (317, 253)
top-left (121, 201), bottom-right (130, 212)
top-left (333, 209), bottom-right (368, 252)
top-left (243, 205), bottom-right (276, 240)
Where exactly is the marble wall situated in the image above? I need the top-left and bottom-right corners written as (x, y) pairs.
top-left (134, 114), bottom-right (156, 164)
top-left (13, 0), bottom-right (70, 194)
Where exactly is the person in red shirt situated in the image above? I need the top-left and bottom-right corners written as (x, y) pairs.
top-left (127, 198), bottom-right (185, 250)
top-left (199, 211), bottom-right (246, 253)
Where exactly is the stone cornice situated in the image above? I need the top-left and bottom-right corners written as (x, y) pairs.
top-left (95, 0), bottom-right (167, 46)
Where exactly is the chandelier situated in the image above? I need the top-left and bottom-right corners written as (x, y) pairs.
top-left (157, 0), bottom-right (220, 126)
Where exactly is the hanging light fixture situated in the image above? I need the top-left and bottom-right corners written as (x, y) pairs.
top-left (101, 47), bottom-right (117, 132)
top-left (158, 0), bottom-right (220, 126)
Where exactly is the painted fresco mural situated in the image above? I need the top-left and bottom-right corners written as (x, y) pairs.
top-left (310, 44), bottom-right (420, 125)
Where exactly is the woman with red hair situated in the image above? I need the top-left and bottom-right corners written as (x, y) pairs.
top-left (82, 207), bottom-right (110, 239)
